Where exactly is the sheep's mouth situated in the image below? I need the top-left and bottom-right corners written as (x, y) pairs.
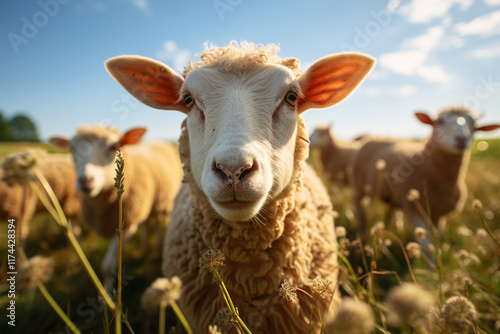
top-left (215, 200), bottom-right (256, 211)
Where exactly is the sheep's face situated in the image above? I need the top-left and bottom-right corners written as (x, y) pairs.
top-left (68, 134), bottom-right (121, 197)
top-left (309, 127), bottom-right (332, 150)
top-left (183, 65), bottom-right (299, 221)
top-left (53, 127), bottom-right (147, 198)
top-left (433, 112), bottom-right (476, 154)
top-left (105, 45), bottom-right (375, 223)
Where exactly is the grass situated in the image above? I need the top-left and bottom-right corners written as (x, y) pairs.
top-left (0, 138), bottom-right (499, 333)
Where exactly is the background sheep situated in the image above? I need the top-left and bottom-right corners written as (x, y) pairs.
top-left (49, 126), bottom-right (183, 288)
top-left (1, 153), bottom-right (81, 241)
top-left (105, 41), bottom-right (374, 333)
top-left (351, 106), bottom-right (500, 245)
top-left (309, 124), bottom-right (364, 186)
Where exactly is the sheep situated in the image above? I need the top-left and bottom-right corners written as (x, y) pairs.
top-left (1, 152), bottom-right (81, 241)
top-left (49, 126), bottom-right (183, 288)
top-left (309, 124), bottom-right (364, 186)
top-left (105, 41), bottom-right (374, 333)
top-left (351, 106), bottom-right (500, 246)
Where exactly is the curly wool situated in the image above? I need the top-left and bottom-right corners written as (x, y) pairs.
top-left (163, 117), bottom-right (340, 334)
top-left (182, 41), bottom-right (302, 78)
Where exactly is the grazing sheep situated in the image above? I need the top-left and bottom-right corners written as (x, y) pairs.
top-left (309, 125), bottom-right (363, 186)
top-left (49, 126), bottom-right (183, 288)
top-left (351, 106), bottom-right (500, 244)
top-left (105, 41), bottom-right (374, 333)
top-left (1, 153), bottom-right (81, 241)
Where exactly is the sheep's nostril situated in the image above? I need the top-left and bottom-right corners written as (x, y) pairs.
top-left (214, 161), bottom-right (256, 185)
top-left (78, 176), bottom-right (93, 190)
top-left (455, 137), bottom-right (467, 148)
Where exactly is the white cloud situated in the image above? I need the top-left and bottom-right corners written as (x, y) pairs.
top-left (470, 45), bottom-right (500, 58)
top-left (131, 0), bottom-right (149, 11)
top-left (363, 85), bottom-right (418, 97)
top-left (417, 65), bottom-right (453, 83)
top-left (454, 10), bottom-right (500, 36)
top-left (379, 25), bottom-right (454, 83)
top-left (156, 41), bottom-right (192, 73)
top-left (404, 26), bottom-right (445, 51)
top-left (485, 0), bottom-right (500, 5)
top-left (399, 0), bottom-right (473, 23)
top-left (379, 50), bottom-right (427, 75)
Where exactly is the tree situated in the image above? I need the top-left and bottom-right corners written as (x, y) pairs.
top-left (0, 111), bottom-right (13, 141)
top-left (9, 113), bottom-right (39, 142)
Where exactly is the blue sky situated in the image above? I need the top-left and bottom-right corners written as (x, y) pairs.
top-left (1, 0), bottom-right (500, 142)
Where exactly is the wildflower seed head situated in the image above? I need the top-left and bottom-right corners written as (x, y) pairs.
top-left (442, 295), bottom-right (477, 334)
top-left (384, 283), bottom-right (436, 327)
top-left (199, 249), bottom-right (225, 270)
top-left (472, 199), bottom-right (482, 210)
top-left (312, 276), bottom-right (333, 299)
top-left (406, 242), bottom-right (422, 259)
top-left (475, 228), bottom-right (488, 240)
top-left (278, 279), bottom-right (298, 302)
top-left (335, 226), bottom-right (347, 238)
top-left (212, 308), bottom-right (236, 333)
top-left (114, 148), bottom-right (125, 199)
top-left (414, 227), bottom-right (427, 242)
top-left (375, 159), bottom-right (386, 171)
top-left (370, 221), bottom-right (385, 236)
top-left (141, 276), bottom-right (182, 313)
top-left (407, 188), bottom-right (420, 202)
top-left (208, 325), bottom-right (222, 334)
top-left (17, 256), bottom-right (55, 292)
top-left (454, 249), bottom-right (481, 267)
top-left (456, 226), bottom-right (473, 237)
top-left (330, 298), bottom-right (374, 334)
top-left (1, 149), bottom-right (46, 186)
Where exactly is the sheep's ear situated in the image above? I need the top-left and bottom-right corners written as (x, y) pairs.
top-left (297, 53), bottom-right (375, 114)
top-left (121, 127), bottom-right (147, 145)
top-left (105, 56), bottom-right (187, 113)
top-left (49, 136), bottom-right (69, 149)
top-left (415, 112), bottom-right (434, 125)
top-left (475, 124), bottom-right (500, 132)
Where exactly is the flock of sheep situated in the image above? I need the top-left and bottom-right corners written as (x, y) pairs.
top-left (2, 41), bottom-right (499, 333)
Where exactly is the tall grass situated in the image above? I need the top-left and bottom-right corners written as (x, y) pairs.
top-left (1, 138), bottom-right (499, 333)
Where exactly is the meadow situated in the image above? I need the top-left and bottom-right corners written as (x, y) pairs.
top-left (0, 138), bottom-right (499, 333)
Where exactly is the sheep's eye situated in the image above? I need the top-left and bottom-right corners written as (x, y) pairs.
top-left (285, 91), bottom-right (298, 107)
top-left (109, 142), bottom-right (120, 152)
top-left (184, 95), bottom-right (194, 109)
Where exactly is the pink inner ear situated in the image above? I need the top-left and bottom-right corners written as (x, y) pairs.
top-left (415, 112), bottom-right (434, 125)
top-left (122, 127), bottom-right (147, 145)
top-left (105, 56), bottom-right (188, 113)
top-left (476, 124), bottom-right (500, 132)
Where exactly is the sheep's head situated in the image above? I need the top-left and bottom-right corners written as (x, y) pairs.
top-left (105, 42), bottom-right (374, 222)
top-left (49, 126), bottom-right (146, 197)
top-left (309, 125), bottom-right (333, 150)
top-left (415, 107), bottom-right (500, 154)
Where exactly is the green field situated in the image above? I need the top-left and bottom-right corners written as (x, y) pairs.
top-left (1, 139), bottom-right (499, 333)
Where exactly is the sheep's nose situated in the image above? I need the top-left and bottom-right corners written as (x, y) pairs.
top-left (213, 161), bottom-right (256, 186)
top-left (455, 136), bottom-right (467, 149)
top-left (78, 176), bottom-right (93, 191)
